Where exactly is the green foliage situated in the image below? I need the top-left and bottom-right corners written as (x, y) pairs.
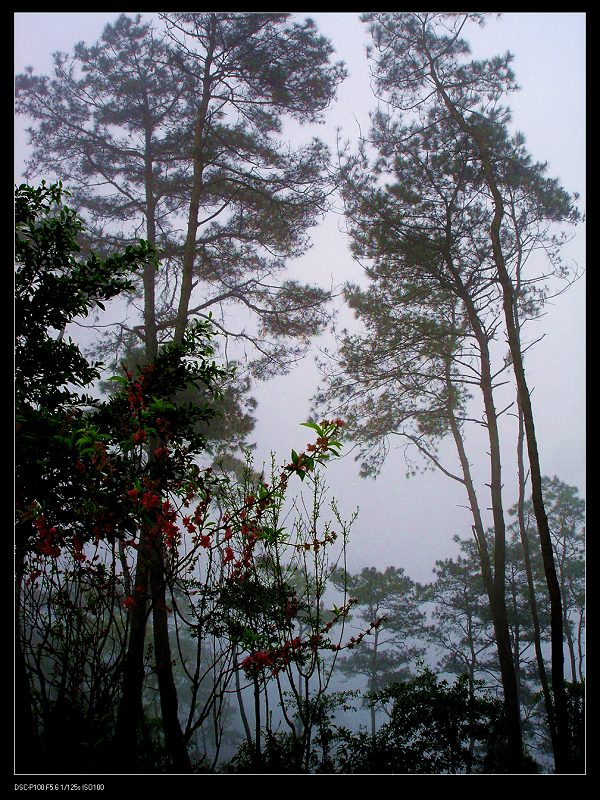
top-left (16, 183), bottom-right (357, 775)
top-left (16, 13), bottom-right (346, 377)
top-left (15, 181), bottom-right (155, 559)
top-left (420, 538), bottom-right (493, 679)
top-left (334, 666), bottom-right (506, 774)
top-left (330, 566), bottom-right (425, 694)
top-left (15, 182), bottom-right (235, 770)
top-left (422, 493), bottom-right (585, 769)
top-left (564, 681), bottom-right (585, 772)
top-left (15, 180), bottom-right (148, 411)
top-left (222, 690), bottom-right (360, 773)
top-left (223, 731), bottom-right (307, 774)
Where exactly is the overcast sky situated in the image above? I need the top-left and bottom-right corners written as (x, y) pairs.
top-left (14, 12), bottom-right (586, 583)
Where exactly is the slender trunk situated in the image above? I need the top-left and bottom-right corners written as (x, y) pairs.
top-left (565, 619), bottom-right (577, 683)
top-left (143, 244), bottom-right (157, 362)
top-left (143, 112), bottom-right (158, 360)
top-left (469, 324), bottom-right (523, 772)
top-left (298, 673), bottom-right (312, 770)
top-left (148, 544), bottom-right (192, 772)
top-left (479, 143), bottom-right (570, 774)
top-left (556, 538), bottom-right (578, 683)
top-left (234, 648), bottom-right (253, 747)
top-left (114, 118), bottom-right (161, 771)
top-left (114, 553), bottom-right (150, 770)
top-left (174, 14), bottom-right (217, 343)
top-left (370, 628), bottom-right (379, 741)
top-left (506, 320), bottom-right (570, 772)
top-left (446, 375), bottom-right (523, 770)
top-left (429, 59), bottom-right (569, 773)
top-left (516, 402), bottom-right (558, 760)
top-left (510, 233), bottom-right (559, 764)
top-left (510, 582), bottom-right (521, 711)
top-left (119, 115), bottom-right (185, 761)
top-left (443, 286), bottom-right (523, 771)
top-left (576, 612), bottom-right (585, 683)
top-left (466, 646), bottom-right (476, 774)
top-left (253, 675), bottom-right (262, 766)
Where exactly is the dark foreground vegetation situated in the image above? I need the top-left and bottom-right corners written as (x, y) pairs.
top-left (15, 182), bottom-right (584, 774)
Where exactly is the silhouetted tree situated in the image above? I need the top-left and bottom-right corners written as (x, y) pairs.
top-left (357, 12), bottom-right (580, 771)
top-left (16, 12), bottom-right (346, 374)
top-left (318, 11), bottom-right (580, 771)
top-left (330, 566), bottom-right (424, 738)
top-left (334, 666), bottom-right (507, 774)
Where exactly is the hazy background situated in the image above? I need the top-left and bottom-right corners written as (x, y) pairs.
top-left (14, 12), bottom-right (586, 583)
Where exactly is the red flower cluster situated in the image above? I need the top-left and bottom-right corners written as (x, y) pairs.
top-left (320, 418), bottom-right (345, 428)
top-left (34, 515), bottom-right (61, 558)
top-left (242, 650), bottom-right (275, 669)
top-left (151, 499), bottom-right (179, 550)
top-left (127, 380), bottom-right (144, 411)
top-left (140, 491), bottom-right (161, 512)
top-left (182, 515), bottom-right (196, 534)
top-left (240, 636), bottom-right (304, 678)
top-left (128, 486), bottom-right (180, 549)
top-left (72, 535), bottom-right (87, 563)
top-left (25, 568), bottom-right (42, 587)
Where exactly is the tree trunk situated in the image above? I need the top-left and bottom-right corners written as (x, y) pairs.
top-left (478, 141), bottom-right (571, 774)
top-left (114, 117), bottom-right (163, 770)
top-left (113, 554), bottom-right (150, 770)
top-left (516, 401), bottom-right (558, 762)
top-left (174, 14), bottom-right (217, 343)
top-left (148, 545), bottom-right (192, 772)
top-left (234, 647), bottom-right (253, 748)
top-left (443, 280), bottom-right (523, 772)
top-left (430, 61), bottom-right (571, 774)
top-left (556, 534), bottom-right (578, 683)
top-left (143, 112), bottom-right (159, 361)
top-left (465, 651), bottom-right (477, 774)
top-left (253, 675), bottom-right (262, 766)
top-left (370, 628), bottom-right (379, 741)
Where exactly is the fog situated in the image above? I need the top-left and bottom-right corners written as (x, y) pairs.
top-left (14, 12), bottom-right (585, 585)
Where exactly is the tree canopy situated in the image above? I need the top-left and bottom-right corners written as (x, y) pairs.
top-left (16, 12), bottom-right (347, 380)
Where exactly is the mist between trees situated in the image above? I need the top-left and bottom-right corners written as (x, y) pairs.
top-left (15, 12), bottom-right (584, 775)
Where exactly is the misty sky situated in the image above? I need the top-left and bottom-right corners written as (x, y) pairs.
top-left (14, 12), bottom-right (586, 583)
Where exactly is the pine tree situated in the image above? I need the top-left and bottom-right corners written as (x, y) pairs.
top-left (16, 12), bottom-right (347, 375)
top-left (330, 566), bottom-right (424, 739)
top-left (316, 12), bottom-right (580, 772)
top-left (16, 13), bottom-right (347, 770)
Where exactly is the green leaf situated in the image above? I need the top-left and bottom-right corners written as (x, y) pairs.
top-left (300, 421), bottom-right (323, 436)
top-left (149, 397), bottom-right (177, 412)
